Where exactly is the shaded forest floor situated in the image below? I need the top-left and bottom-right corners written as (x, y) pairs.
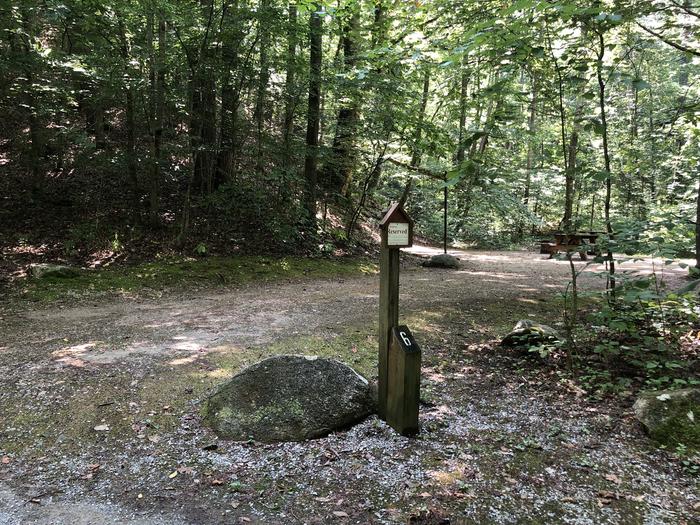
top-left (0, 247), bottom-right (697, 524)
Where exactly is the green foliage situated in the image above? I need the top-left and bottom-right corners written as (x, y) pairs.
top-left (1, 0), bottom-right (699, 267)
top-left (582, 282), bottom-right (700, 395)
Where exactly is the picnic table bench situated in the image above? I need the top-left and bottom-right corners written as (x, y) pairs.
top-left (540, 231), bottom-right (603, 261)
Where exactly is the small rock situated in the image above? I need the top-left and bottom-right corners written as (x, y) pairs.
top-left (501, 319), bottom-right (560, 349)
top-left (29, 263), bottom-right (81, 279)
top-left (633, 388), bottom-right (699, 449)
top-left (422, 254), bottom-right (461, 269)
top-left (202, 355), bottom-right (375, 442)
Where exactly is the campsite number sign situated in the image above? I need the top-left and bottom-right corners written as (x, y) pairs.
top-left (378, 203), bottom-right (421, 436)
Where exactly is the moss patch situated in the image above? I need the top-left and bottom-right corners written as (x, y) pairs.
top-left (634, 388), bottom-right (700, 450)
top-left (13, 255), bottom-right (377, 303)
top-left (206, 329), bottom-right (378, 380)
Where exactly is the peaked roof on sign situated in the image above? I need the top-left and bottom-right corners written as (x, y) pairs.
top-left (379, 202), bottom-right (414, 227)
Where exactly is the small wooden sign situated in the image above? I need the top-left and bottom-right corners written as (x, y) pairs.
top-left (386, 325), bottom-right (421, 436)
top-left (379, 203), bottom-right (414, 249)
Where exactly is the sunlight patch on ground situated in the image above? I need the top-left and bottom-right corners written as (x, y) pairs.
top-left (512, 285), bottom-right (540, 292)
top-left (168, 344), bottom-right (243, 367)
top-left (517, 298), bottom-right (540, 304)
top-left (52, 342), bottom-right (101, 367)
top-left (459, 270), bottom-right (525, 280)
top-left (170, 338), bottom-right (202, 351)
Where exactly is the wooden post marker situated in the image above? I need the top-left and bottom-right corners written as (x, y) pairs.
top-left (378, 203), bottom-right (420, 435)
top-left (387, 325), bottom-right (421, 436)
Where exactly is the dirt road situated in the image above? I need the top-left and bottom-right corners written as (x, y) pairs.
top-left (0, 249), bottom-right (696, 524)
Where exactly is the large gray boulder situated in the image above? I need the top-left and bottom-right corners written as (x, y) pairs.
top-left (29, 263), bottom-right (80, 279)
top-left (202, 355), bottom-right (375, 442)
top-left (422, 254), bottom-right (461, 269)
top-left (501, 319), bottom-right (560, 348)
top-left (633, 388), bottom-right (699, 449)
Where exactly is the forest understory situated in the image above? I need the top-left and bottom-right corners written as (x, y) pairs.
top-left (0, 248), bottom-right (697, 524)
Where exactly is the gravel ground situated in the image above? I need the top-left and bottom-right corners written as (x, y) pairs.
top-left (0, 248), bottom-right (697, 524)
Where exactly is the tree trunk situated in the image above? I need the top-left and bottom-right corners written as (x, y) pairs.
top-left (147, 10), bottom-right (165, 224)
top-left (456, 60), bottom-right (469, 165)
top-left (303, 3), bottom-right (323, 234)
top-left (283, 2), bottom-right (298, 159)
top-left (597, 32), bottom-right (615, 291)
top-left (696, 170), bottom-right (700, 270)
top-left (217, 0), bottom-right (242, 186)
top-left (410, 70), bottom-right (430, 167)
top-left (117, 15), bottom-right (140, 219)
top-left (191, 0), bottom-right (217, 195)
top-left (562, 127), bottom-right (578, 231)
top-left (94, 99), bottom-right (106, 149)
top-left (254, 0), bottom-right (271, 174)
top-left (524, 73), bottom-right (537, 210)
top-left (19, 7), bottom-right (44, 195)
top-left (327, 4), bottom-right (361, 198)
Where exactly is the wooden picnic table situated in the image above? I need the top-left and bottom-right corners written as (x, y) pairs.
top-left (540, 231), bottom-right (604, 260)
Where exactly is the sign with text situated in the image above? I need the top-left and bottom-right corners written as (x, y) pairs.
top-left (387, 222), bottom-right (410, 246)
top-left (379, 203), bottom-right (414, 249)
top-left (393, 325), bottom-right (420, 353)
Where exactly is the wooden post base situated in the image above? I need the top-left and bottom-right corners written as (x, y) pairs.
top-left (386, 326), bottom-right (421, 436)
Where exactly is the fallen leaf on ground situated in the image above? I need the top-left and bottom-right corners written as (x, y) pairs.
top-left (314, 497), bottom-right (332, 503)
top-left (168, 471), bottom-right (178, 479)
top-left (211, 479), bottom-right (224, 486)
top-left (332, 511), bottom-right (349, 518)
top-left (1, 457), bottom-right (10, 464)
top-left (604, 473), bottom-right (621, 484)
top-left (93, 424), bottom-right (110, 432)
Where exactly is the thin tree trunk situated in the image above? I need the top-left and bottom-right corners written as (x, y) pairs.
top-left (94, 100), bottom-right (105, 149)
top-left (410, 70), bottom-right (430, 167)
top-left (597, 31), bottom-right (615, 291)
top-left (563, 127), bottom-right (578, 231)
top-left (524, 73), bottom-right (537, 213)
top-left (456, 60), bottom-right (469, 165)
top-left (147, 10), bottom-right (164, 224)
top-left (191, 0), bottom-right (217, 195)
top-left (303, 3), bottom-right (323, 233)
top-left (524, 75), bottom-right (537, 199)
top-left (254, 0), bottom-right (271, 174)
top-left (283, 2), bottom-right (298, 159)
top-left (117, 15), bottom-right (139, 219)
top-left (696, 170), bottom-right (700, 270)
top-left (327, 5), bottom-right (361, 198)
top-left (217, 0), bottom-right (241, 185)
top-left (18, 7), bottom-right (44, 194)
top-left (359, 0), bottom-right (391, 186)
